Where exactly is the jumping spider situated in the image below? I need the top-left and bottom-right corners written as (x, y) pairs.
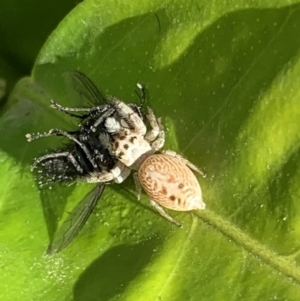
top-left (84, 97), bottom-right (206, 226)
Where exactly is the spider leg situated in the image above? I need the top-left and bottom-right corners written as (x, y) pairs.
top-left (114, 166), bottom-right (131, 184)
top-left (133, 172), bottom-right (142, 201)
top-left (111, 99), bottom-right (147, 135)
top-left (86, 161), bottom-right (129, 183)
top-left (26, 129), bottom-right (98, 169)
top-left (133, 172), bottom-right (181, 226)
top-left (135, 83), bottom-right (146, 107)
top-left (149, 200), bottom-right (182, 227)
top-left (144, 107), bottom-right (165, 151)
top-left (162, 149), bottom-right (206, 177)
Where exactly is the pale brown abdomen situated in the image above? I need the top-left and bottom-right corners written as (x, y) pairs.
top-left (138, 154), bottom-right (205, 211)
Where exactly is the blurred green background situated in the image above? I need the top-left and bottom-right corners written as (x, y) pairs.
top-left (0, 0), bottom-right (79, 104)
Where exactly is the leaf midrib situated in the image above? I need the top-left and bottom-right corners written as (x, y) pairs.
top-left (197, 209), bottom-right (300, 284)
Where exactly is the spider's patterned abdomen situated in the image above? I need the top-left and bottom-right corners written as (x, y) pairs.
top-left (138, 154), bottom-right (205, 211)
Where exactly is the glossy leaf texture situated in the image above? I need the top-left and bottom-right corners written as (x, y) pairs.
top-left (1, 0), bottom-right (300, 300)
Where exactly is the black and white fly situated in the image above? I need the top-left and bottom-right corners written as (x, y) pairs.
top-left (27, 71), bottom-right (145, 254)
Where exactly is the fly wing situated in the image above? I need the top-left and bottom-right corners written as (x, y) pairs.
top-left (47, 184), bottom-right (106, 254)
top-left (67, 70), bottom-right (107, 106)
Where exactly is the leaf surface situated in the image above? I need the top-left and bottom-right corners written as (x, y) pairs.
top-left (1, 1), bottom-right (300, 300)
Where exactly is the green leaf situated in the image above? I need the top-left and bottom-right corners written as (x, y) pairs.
top-left (0, 0), bottom-right (77, 70)
top-left (2, 1), bottom-right (300, 300)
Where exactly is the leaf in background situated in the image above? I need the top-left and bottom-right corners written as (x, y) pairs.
top-left (1, 1), bottom-right (300, 301)
top-left (0, 0), bottom-right (77, 101)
